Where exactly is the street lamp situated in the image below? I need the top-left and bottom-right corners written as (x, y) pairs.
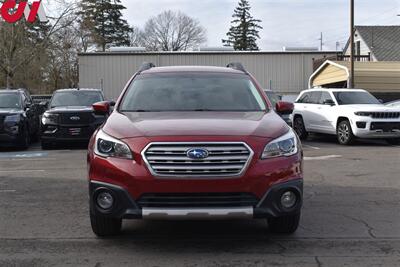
top-left (349, 0), bottom-right (355, 88)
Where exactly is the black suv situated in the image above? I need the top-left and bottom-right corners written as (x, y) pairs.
top-left (0, 89), bottom-right (40, 149)
top-left (41, 89), bottom-right (107, 149)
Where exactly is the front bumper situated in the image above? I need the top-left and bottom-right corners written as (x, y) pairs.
top-left (41, 123), bottom-right (102, 142)
top-left (352, 120), bottom-right (400, 138)
top-left (89, 179), bottom-right (303, 220)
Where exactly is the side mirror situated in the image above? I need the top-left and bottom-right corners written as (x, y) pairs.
top-left (276, 101), bottom-right (294, 115)
top-left (323, 99), bottom-right (335, 106)
top-left (93, 101), bottom-right (111, 115)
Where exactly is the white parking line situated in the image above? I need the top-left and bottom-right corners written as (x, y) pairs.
top-left (304, 155), bottom-right (342, 161)
top-left (302, 144), bottom-right (320, 150)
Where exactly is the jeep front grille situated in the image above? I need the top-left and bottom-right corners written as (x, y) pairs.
top-left (142, 142), bottom-right (253, 177)
top-left (370, 112), bottom-right (400, 119)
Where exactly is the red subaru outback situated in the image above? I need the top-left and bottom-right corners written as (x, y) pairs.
top-left (88, 63), bottom-right (303, 237)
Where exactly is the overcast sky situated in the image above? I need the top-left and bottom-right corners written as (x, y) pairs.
top-left (120, 0), bottom-right (400, 51)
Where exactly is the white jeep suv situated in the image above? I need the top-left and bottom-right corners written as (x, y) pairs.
top-left (292, 89), bottom-right (400, 145)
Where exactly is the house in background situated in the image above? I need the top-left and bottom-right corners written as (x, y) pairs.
top-left (343, 25), bottom-right (400, 61)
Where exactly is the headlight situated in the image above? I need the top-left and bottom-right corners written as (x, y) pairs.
top-left (355, 112), bottom-right (371, 117)
top-left (4, 114), bottom-right (20, 123)
top-left (94, 129), bottom-right (132, 159)
top-left (261, 129), bottom-right (299, 159)
top-left (42, 113), bottom-right (59, 125)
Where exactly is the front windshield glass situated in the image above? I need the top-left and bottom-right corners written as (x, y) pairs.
top-left (0, 93), bottom-right (21, 109)
top-left (120, 73), bottom-right (267, 112)
top-left (333, 91), bottom-right (381, 105)
top-left (50, 91), bottom-right (103, 107)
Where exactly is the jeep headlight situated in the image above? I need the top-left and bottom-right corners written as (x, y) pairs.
top-left (261, 129), bottom-right (299, 159)
top-left (355, 112), bottom-right (371, 117)
top-left (42, 113), bottom-right (59, 125)
top-left (95, 129), bottom-right (132, 159)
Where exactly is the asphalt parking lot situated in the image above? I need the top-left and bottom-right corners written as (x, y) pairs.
top-left (0, 136), bottom-right (399, 267)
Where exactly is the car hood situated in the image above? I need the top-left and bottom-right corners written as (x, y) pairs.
top-left (340, 104), bottom-right (400, 112)
top-left (0, 108), bottom-right (23, 115)
top-left (103, 111), bottom-right (288, 139)
top-left (46, 106), bottom-right (93, 113)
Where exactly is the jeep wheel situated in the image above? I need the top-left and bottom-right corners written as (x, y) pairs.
top-left (337, 120), bottom-right (355, 145)
top-left (387, 139), bottom-right (400, 146)
top-left (268, 213), bottom-right (300, 234)
top-left (293, 116), bottom-right (308, 140)
top-left (90, 213), bottom-right (122, 237)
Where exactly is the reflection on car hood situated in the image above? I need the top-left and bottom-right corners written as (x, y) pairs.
top-left (103, 111), bottom-right (289, 139)
top-left (47, 106), bottom-right (93, 113)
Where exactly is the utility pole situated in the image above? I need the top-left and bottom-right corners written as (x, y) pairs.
top-left (349, 0), bottom-right (355, 88)
top-left (318, 32), bottom-right (323, 51)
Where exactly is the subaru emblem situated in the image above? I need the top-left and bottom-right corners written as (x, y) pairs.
top-left (186, 148), bottom-right (209, 159)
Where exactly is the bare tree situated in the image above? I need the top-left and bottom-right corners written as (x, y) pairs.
top-left (0, 0), bottom-right (77, 89)
top-left (141, 10), bottom-right (206, 51)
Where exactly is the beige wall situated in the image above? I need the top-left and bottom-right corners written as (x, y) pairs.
top-left (78, 52), bottom-right (336, 100)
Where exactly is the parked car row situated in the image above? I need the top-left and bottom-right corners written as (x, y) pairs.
top-left (0, 88), bottom-right (107, 150)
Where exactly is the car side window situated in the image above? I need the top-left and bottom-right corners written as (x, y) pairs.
top-left (297, 93), bottom-right (311, 103)
top-left (319, 92), bottom-right (333, 104)
top-left (309, 91), bottom-right (322, 104)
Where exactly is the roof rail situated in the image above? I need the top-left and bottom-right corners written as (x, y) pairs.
top-left (227, 62), bottom-right (247, 73)
top-left (138, 62), bottom-right (156, 73)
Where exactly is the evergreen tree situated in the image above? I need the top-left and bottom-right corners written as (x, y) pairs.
top-left (78, 0), bottom-right (132, 51)
top-left (222, 0), bottom-right (263, 51)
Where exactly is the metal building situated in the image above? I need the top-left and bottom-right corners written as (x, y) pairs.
top-left (78, 51), bottom-right (337, 100)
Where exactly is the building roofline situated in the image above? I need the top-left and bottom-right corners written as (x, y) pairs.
top-left (78, 50), bottom-right (338, 56)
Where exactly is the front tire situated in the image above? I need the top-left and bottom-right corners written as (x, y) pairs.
top-left (90, 213), bottom-right (122, 237)
top-left (19, 128), bottom-right (30, 150)
top-left (268, 213), bottom-right (300, 234)
top-left (337, 120), bottom-right (355, 145)
top-left (293, 116), bottom-right (308, 140)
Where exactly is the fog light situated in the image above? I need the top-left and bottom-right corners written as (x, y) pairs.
top-left (96, 191), bottom-right (114, 210)
top-left (281, 191), bottom-right (297, 209)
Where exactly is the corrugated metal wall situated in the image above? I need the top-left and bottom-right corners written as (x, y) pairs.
top-left (78, 52), bottom-right (337, 100)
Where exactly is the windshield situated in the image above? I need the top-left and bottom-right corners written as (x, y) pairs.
top-left (333, 91), bottom-right (381, 105)
top-left (50, 91), bottom-right (103, 107)
top-left (120, 73), bottom-right (267, 112)
top-left (0, 93), bottom-right (21, 109)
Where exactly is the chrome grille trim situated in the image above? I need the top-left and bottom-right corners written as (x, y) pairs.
top-left (142, 142), bottom-right (254, 178)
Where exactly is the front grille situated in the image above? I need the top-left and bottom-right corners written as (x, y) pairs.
top-left (59, 112), bottom-right (95, 125)
top-left (370, 112), bottom-right (400, 119)
top-left (137, 193), bottom-right (259, 208)
top-left (142, 142), bottom-right (253, 177)
top-left (370, 122), bottom-right (400, 132)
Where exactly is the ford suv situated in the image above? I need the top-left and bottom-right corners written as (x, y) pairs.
top-left (41, 89), bottom-right (106, 149)
top-left (87, 63), bottom-right (303, 237)
top-left (292, 88), bottom-right (400, 145)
